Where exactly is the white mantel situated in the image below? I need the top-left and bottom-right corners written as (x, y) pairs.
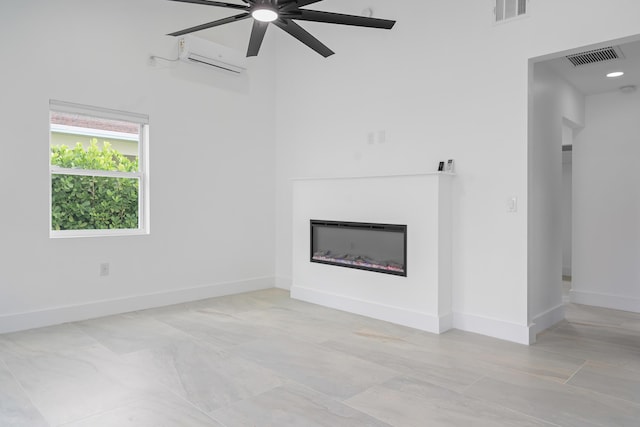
top-left (291, 173), bottom-right (453, 333)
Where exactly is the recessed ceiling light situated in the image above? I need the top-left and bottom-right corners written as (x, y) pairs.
top-left (606, 71), bottom-right (624, 78)
top-left (252, 8), bottom-right (278, 22)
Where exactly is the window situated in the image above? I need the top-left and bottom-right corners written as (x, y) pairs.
top-left (49, 100), bottom-right (149, 237)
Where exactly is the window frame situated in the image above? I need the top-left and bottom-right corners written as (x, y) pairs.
top-left (49, 100), bottom-right (150, 238)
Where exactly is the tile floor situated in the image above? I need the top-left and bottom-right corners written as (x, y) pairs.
top-left (1, 288), bottom-right (639, 426)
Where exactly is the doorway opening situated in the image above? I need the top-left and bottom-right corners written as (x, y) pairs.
top-left (528, 34), bottom-right (640, 340)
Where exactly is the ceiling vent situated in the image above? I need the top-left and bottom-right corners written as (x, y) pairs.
top-left (566, 46), bottom-right (625, 67)
top-left (495, 0), bottom-right (527, 22)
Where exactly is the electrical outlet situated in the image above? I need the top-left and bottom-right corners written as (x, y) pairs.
top-left (100, 263), bottom-right (110, 277)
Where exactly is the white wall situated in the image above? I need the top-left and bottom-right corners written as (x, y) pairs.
top-left (4, 1), bottom-right (640, 342)
top-left (572, 89), bottom-right (640, 312)
top-left (528, 63), bottom-right (584, 337)
top-left (562, 123), bottom-right (574, 278)
top-left (562, 158), bottom-right (573, 277)
top-left (0, 0), bottom-right (277, 332)
top-left (274, 0), bottom-right (640, 342)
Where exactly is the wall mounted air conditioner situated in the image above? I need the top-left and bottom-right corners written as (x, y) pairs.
top-left (178, 35), bottom-right (247, 74)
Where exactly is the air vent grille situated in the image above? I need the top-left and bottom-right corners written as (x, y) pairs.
top-left (495, 0), bottom-right (527, 22)
top-left (566, 47), bottom-right (623, 67)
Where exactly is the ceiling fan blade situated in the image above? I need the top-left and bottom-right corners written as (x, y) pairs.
top-left (279, 0), bottom-right (323, 13)
top-left (289, 10), bottom-right (396, 29)
top-left (168, 0), bottom-right (249, 11)
top-left (280, 0), bottom-right (323, 6)
top-left (247, 21), bottom-right (269, 57)
top-left (273, 19), bottom-right (334, 57)
top-left (167, 12), bottom-right (251, 36)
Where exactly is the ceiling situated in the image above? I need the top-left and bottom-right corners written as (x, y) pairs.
top-left (545, 39), bottom-right (640, 96)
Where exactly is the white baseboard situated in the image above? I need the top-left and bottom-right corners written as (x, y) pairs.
top-left (530, 303), bottom-right (565, 339)
top-left (291, 286), bottom-right (451, 334)
top-left (452, 312), bottom-right (532, 345)
top-left (438, 312), bottom-right (454, 334)
top-left (0, 277), bottom-right (275, 334)
top-left (570, 289), bottom-right (640, 313)
top-left (275, 276), bottom-right (292, 290)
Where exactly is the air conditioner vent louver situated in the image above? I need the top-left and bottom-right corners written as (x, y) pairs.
top-left (566, 46), bottom-right (624, 67)
top-left (495, 0), bottom-right (527, 22)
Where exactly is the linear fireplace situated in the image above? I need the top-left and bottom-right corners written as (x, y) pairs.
top-left (310, 220), bottom-right (407, 276)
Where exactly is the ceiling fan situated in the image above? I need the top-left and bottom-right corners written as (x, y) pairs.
top-left (167, 0), bottom-right (396, 58)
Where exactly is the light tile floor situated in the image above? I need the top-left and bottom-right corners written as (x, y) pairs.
top-left (1, 289), bottom-right (639, 426)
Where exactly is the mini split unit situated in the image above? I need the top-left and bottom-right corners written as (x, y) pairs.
top-left (178, 35), bottom-right (247, 74)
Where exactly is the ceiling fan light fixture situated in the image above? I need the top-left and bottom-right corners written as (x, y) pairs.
top-left (252, 8), bottom-right (278, 22)
top-left (167, 0), bottom-right (396, 58)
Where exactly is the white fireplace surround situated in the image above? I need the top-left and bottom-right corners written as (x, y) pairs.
top-left (291, 173), bottom-right (453, 334)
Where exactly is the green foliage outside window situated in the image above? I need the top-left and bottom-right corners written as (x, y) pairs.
top-left (51, 139), bottom-right (139, 230)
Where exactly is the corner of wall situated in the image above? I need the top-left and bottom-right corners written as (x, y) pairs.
top-left (275, 276), bottom-right (292, 290)
top-left (453, 311), bottom-right (533, 345)
top-left (529, 303), bottom-right (565, 341)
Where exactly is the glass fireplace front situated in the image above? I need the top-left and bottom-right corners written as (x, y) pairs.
top-left (310, 220), bottom-right (407, 276)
